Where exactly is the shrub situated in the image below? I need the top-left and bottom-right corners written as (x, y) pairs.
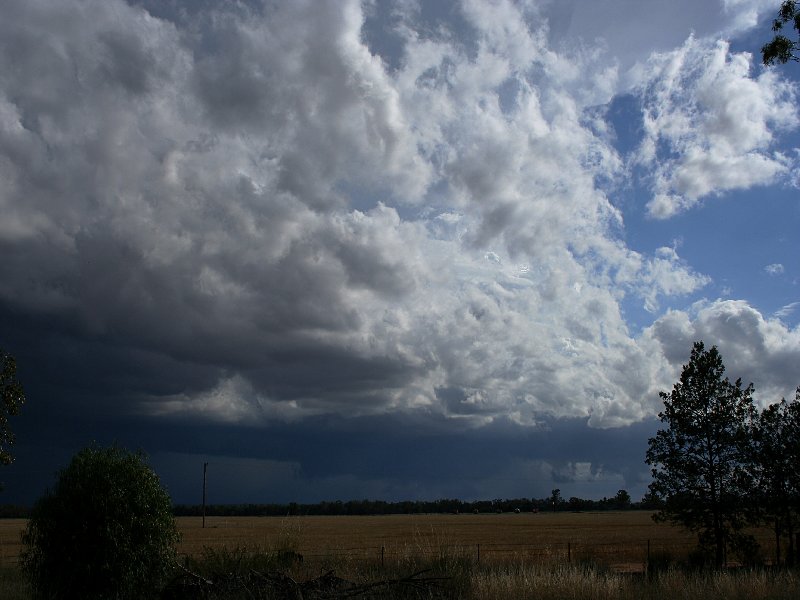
top-left (21, 445), bottom-right (179, 599)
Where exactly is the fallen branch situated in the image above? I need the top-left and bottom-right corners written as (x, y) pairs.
top-left (161, 564), bottom-right (453, 599)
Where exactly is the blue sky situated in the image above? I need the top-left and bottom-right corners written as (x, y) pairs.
top-left (1, 0), bottom-right (799, 506)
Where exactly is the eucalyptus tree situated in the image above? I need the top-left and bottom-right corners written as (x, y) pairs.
top-left (763, 1), bottom-right (800, 65)
top-left (22, 446), bottom-right (179, 599)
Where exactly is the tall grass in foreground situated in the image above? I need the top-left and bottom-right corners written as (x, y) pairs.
top-left (2, 545), bottom-right (800, 599)
top-left (0, 566), bottom-right (29, 600)
top-left (471, 564), bottom-right (799, 600)
top-left (175, 541), bottom-right (800, 600)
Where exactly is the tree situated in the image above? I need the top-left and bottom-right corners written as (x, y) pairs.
top-left (645, 341), bottom-right (757, 567)
top-left (613, 489), bottom-right (632, 510)
top-left (752, 389), bottom-right (800, 566)
top-left (640, 489), bottom-right (663, 510)
top-left (0, 348), bottom-right (25, 466)
top-left (550, 488), bottom-right (562, 512)
top-left (762, 1), bottom-right (800, 65)
top-left (21, 445), bottom-right (179, 599)
top-left (568, 496), bottom-right (591, 512)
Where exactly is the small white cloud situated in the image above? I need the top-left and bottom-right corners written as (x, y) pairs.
top-left (147, 375), bottom-right (264, 424)
top-left (765, 263), bottom-right (785, 276)
top-left (720, 0), bottom-right (779, 35)
top-left (775, 301), bottom-right (800, 320)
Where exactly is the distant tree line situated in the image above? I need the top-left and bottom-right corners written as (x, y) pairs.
top-left (0, 490), bottom-right (640, 519)
top-left (0, 503), bottom-right (30, 518)
top-left (172, 489), bottom-right (637, 518)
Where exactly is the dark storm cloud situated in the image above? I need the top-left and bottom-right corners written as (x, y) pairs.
top-left (1, 0), bottom-right (798, 507)
top-left (0, 0), bottom-right (697, 432)
top-left (0, 0), bottom-right (426, 419)
top-left (2, 407), bottom-right (656, 505)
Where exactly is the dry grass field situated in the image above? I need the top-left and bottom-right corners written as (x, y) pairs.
top-left (169, 513), bottom-right (797, 599)
top-left (0, 519), bottom-right (25, 568)
top-left (175, 511), bottom-right (702, 568)
top-left (2, 511), bottom-right (798, 600)
top-left (0, 510), bottom-right (777, 568)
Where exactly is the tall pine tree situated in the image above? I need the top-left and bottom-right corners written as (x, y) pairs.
top-left (646, 341), bottom-right (756, 567)
top-left (753, 390), bottom-right (800, 566)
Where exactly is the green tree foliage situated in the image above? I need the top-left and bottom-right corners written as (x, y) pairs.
top-left (550, 488), bottom-right (562, 512)
top-left (752, 389), bottom-right (800, 566)
top-left (21, 445), bottom-right (179, 600)
top-left (613, 489), bottom-right (632, 510)
top-left (640, 489), bottom-right (664, 510)
top-left (0, 348), bottom-right (25, 466)
top-left (763, 1), bottom-right (800, 65)
top-left (646, 341), bottom-right (757, 567)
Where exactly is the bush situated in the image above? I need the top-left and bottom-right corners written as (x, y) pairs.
top-left (21, 445), bottom-right (179, 599)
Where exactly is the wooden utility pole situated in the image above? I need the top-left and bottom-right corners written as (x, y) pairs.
top-left (202, 462), bottom-right (208, 529)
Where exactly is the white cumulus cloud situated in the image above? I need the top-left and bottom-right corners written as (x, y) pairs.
top-left (0, 0), bottom-right (796, 437)
top-left (646, 299), bottom-right (800, 404)
top-left (635, 37), bottom-right (798, 218)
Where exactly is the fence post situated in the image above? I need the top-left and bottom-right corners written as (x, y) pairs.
top-left (381, 546), bottom-right (385, 568)
top-left (477, 544), bottom-right (480, 565)
top-left (202, 462), bottom-right (208, 529)
top-left (568, 542), bottom-right (571, 564)
top-left (647, 539), bottom-right (650, 572)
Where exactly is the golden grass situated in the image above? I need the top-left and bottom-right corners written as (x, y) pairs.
top-left (173, 511), bottom-right (704, 567)
top-left (470, 564), bottom-right (800, 600)
top-left (0, 520), bottom-right (25, 568)
top-left (1, 512), bottom-right (796, 600)
top-left (0, 510), bottom-right (778, 567)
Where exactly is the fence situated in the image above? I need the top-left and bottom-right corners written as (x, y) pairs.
top-left (217, 538), bottom-right (703, 573)
top-left (2, 523), bottom-right (785, 572)
top-left (1, 538), bottom-right (783, 572)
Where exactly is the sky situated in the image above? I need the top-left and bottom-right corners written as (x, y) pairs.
top-left (1, 0), bottom-right (799, 507)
